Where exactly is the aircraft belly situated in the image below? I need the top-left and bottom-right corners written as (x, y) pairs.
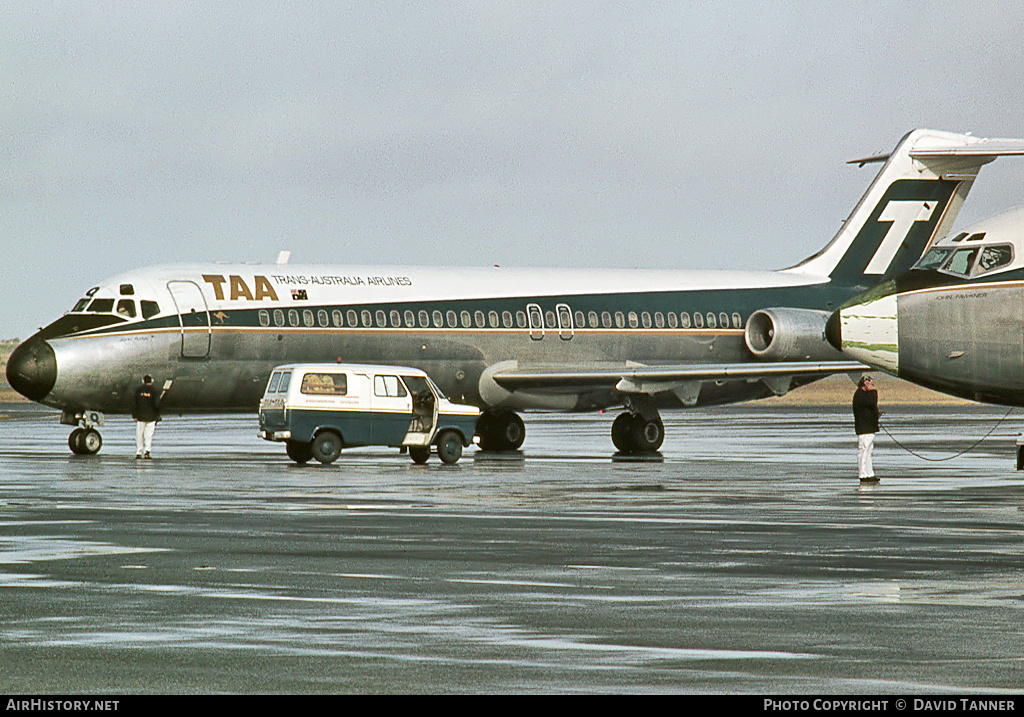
top-left (899, 288), bottom-right (1024, 400)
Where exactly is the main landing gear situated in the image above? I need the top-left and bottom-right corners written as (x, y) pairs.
top-left (611, 410), bottom-right (665, 455)
top-left (476, 410), bottom-right (526, 452)
top-left (63, 410), bottom-right (104, 455)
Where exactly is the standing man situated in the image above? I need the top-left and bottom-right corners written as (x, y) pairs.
top-left (133, 374), bottom-right (162, 459)
top-left (852, 375), bottom-right (880, 482)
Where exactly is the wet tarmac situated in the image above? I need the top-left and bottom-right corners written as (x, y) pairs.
top-left (1, 402), bottom-right (1023, 694)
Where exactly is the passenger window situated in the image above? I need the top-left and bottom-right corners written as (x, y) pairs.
top-left (680, 312), bottom-right (691, 328)
top-left (303, 310), bottom-right (314, 327)
top-left (516, 311), bottom-right (527, 328)
top-left (667, 312), bottom-right (678, 329)
top-left (301, 372), bottom-right (347, 395)
top-left (318, 310), bottom-right (329, 327)
top-left (274, 309), bottom-right (285, 327)
top-left (732, 312), bottom-right (742, 328)
top-left (475, 310), bottom-right (486, 327)
top-left (259, 310), bottom-right (271, 327)
top-left (374, 375), bottom-right (407, 397)
top-left (502, 311), bottom-right (514, 328)
top-left (614, 312), bottom-right (625, 328)
top-left (706, 313), bottom-right (716, 328)
top-left (333, 310), bottom-right (344, 327)
top-left (405, 310), bottom-right (416, 327)
top-left (348, 310), bottom-right (358, 326)
top-left (654, 312), bottom-right (664, 328)
top-left (976, 245), bottom-right (1013, 274)
top-left (628, 312), bottom-right (638, 328)
top-left (489, 311), bottom-right (500, 328)
top-left (574, 311), bottom-right (585, 328)
top-left (641, 312), bottom-right (651, 328)
top-left (391, 310), bottom-right (402, 327)
top-left (588, 311), bottom-right (598, 328)
top-left (288, 309), bottom-right (300, 327)
top-left (376, 310), bottom-right (387, 327)
top-left (446, 310), bottom-right (458, 327)
top-left (419, 310), bottom-right (430, 327)
top-left (361, 310), bottom-right (372, 327)
top-left (461, 310), bottom-right (472, 327)
top-left (719, 312), bottom-right (728, 328)
top-left (693, 313), bottom-right (704, 328)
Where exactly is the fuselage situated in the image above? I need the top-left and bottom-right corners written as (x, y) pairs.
top-left (8, 262), bottom-right (857, 416)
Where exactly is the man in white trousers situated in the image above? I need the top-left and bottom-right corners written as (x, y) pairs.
top-left (852, 375), bottom-right (880, 482)
top-left (133, 374), bottom-right (162, 459)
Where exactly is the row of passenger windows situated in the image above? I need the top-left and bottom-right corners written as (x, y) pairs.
top-left (257, 307), bottom-right (745, 330)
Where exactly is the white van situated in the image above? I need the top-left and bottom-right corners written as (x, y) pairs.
top-left (258, 363), bottom-right (480, 465)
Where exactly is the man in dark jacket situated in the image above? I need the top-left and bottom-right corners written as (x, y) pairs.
top-left (133, 374), bottom-right (162, 459)
top-left (852, 375), bottom-right (880, 481)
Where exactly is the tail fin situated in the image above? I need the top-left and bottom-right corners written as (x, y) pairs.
top-left (786, 129), bottom-right (1024, 287)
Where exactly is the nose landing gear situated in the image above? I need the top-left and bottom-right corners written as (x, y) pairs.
top-left (63, 410), bottom-right (105, 456)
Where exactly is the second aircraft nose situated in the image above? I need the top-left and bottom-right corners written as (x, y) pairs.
top-left (5, 334), bottom-right (57, 402)
top-left (827, 295), bottom-right (900, 374)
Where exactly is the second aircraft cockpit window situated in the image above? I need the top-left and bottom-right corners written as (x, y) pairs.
top-left (70, 294), bottom-right (161, 320)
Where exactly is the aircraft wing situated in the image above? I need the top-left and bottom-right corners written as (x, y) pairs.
top-left (487, 360), bottom-right (869, 405)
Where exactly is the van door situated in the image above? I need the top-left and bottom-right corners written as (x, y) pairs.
top-left (370, 374), bottom-right (414, 445)
top-left (167, 281), bottom-right (211, 358)
top-left (400, 375), bottom-right (436, 445)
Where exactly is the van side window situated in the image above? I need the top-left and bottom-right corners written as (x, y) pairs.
top-left (300, 372), bottom-right (348, 395)
top-left (267, 372), bottom-right (283, 393)
top-left (374, 375), bottom-right (408, 397)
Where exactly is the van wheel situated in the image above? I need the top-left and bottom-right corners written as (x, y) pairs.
top-left (286, 440), bottom-right (313, 464)
top-left (311, 431), bottom-right (343, 464)
top-left (435, 430), bottom-right (463, 465)
top-left (409, 445), bottom-right (430, 464)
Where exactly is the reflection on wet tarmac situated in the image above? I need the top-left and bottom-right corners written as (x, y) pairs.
top-left (1, 403), bottom-right (1023, 693)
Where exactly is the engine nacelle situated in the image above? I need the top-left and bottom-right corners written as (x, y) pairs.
top-left (744, 308), bottom-right (845, 362)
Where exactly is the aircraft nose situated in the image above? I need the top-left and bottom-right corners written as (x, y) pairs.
top-left (828, 295), bottom-right (899, 374)
top-left (5, 334), bottom-right (57, 402)
top-left (825, 310), bottom-right (842, 352)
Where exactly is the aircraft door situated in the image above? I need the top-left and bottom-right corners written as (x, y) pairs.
top-left (527, 303), bottom-right (544, 341)
top-left (556, 303), bottom-right (574, 341)
top-left (167, 281), bottom-right (211, 358)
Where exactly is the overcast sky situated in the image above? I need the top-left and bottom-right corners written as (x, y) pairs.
top-left (4, 1), bottom-right (1024, 340)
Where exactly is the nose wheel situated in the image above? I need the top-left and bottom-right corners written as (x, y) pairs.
top-left (69, 427), bottom-right (103, 455)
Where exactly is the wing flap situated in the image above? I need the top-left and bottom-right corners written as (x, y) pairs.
top-left (490, 361), bottom-right (868, 392)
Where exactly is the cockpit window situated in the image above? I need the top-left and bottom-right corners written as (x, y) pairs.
top-left (975, 245), bottom-right (1013, 275)
top-left (116, 299), bottom-right (137, 318)
top-left (913, 247), bottom-right (954, 271)
top-left (87, 298), bottom-right (115, 313)
top-left (72, 298), bottom-right (91, 312)
top-left (141, 300), bottom-right (160, 319)
top-left (941, 247), bottom-right (979, 277)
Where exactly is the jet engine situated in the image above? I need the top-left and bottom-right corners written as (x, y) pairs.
top-left (744, 308), bottom-right (845, 362)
